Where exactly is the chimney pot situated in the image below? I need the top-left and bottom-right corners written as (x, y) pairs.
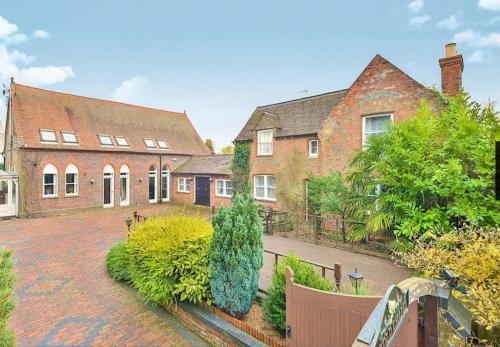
top-left (445, 43), bottom-right (457, 58)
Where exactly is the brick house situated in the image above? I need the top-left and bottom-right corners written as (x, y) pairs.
top-left (2, 81), bottom-right (232, 216)
top-left (235, 44), bottom-right (464, 209)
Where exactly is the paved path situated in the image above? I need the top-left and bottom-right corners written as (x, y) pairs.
top-left (0, 205), bottom-right (209, 347)
top-left (0, 205), bottom-right (410, 345)
top-left (261, 235), bottom-right (411, 295)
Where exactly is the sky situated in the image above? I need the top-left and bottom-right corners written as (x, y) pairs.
top-left (1, 0), bottom-right (499, 151)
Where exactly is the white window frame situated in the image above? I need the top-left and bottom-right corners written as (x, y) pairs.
top-left (120, 165), bottom-right (130, 206)
top-left (362, 114), bottom-right (393, 148)
top-left (157, 140), bottom-right (169, 149)
top-left (40, 129), bottom-right (58, 143)
top-left (143, 138), bottom-right (156, 149)
top-left (309, 139), bottom-right (319, 158)
top-left (115, 136), bottom-right (129, 147)
top-left (253, 175), bottom-right (276, 201)
top-left (257, 129), bottom-right (273, 156)
top-left (148, 165), bottom-right (158, 203)
top-left (215, 179), bottom-right (233, 198)
top-left (98, 134), bottom-right (113, 146)
top-left (177, 177), bottom-right (191, 193)
top-left (161, 165), bottom-right (170, 201)
top-left (61, 131), bottom-right (78, 145)
top-left (64, 164), bottom-right (79, 196)
top-left (42, 164), bottom-right (58, 198)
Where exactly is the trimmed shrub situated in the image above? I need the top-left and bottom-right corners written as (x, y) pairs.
top-left (0, 247), bottom-right (15, 347)
top-left (127, 215), bottom-right (213, 305)
top-left (106, 242), bottom-right (131, 282)
top-left (209, 194), bottom-right (263, 317)
top-left (262, 254), bottom-right (335, 335)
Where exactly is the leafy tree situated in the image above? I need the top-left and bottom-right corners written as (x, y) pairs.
top-left (231, 142), bottom-right (251, 195)
top-left (347, 93), bottom-right (499, 248)
top-left (0, 247), bottom-right (15, 347)
top-left (220, 145), bottom-right (234, 154)
top-left (205, 139), bottom-right (215, 153)
top-left (209, 194), bottom-right (263, 317)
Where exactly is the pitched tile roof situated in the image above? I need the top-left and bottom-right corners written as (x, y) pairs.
top-left (235, 89), bottom-right (347, 141)
top-left (10, 82), bottom-right (211, 155)
top-left (173, 154), bottom-right (232, 175)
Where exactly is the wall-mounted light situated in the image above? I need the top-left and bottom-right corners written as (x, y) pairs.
top-left (90, 179), bottom-right (95, 184)
top-left (138, 177), bottom-right (143, 183)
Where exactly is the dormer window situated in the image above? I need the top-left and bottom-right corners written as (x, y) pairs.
top-left (257, 129), bottom-right (273, 155)
top-left (40, 129), bottom-right (57, 143)
top-left (157, 140), bottom-right (169, 149)
top-left (61, 131), bottom-right (78, 144)
top-left (143, 139), bottom-right (156, 148)
top-left (115, 136), bottom-right (129, 147)
top-left (98, 135), bottom-right (113, 146)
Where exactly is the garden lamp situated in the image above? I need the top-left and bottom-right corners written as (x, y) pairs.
top-left (349, 268), bottom-right (364, 295)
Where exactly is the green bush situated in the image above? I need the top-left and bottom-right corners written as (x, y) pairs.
top-left (262, 254), bottom-right (335, 334)
top-left (209, 194), bottom-right (263, 317)
top-left (231, 142), bottom-right (251, 195)
top-left (0, 247), bottom-right (15, 347)
top-left (127, 215), bottom-right (213, 305)
top-left (106, 242), bottom-right (131, 282)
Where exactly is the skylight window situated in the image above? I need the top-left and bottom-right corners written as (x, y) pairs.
top-left (98, 135), bottom-right (113, 146)
top-left (40, 129), bottom-right (57, 143)
top-left (143, 139), bottom-right (156, 148)
top-left (115, 136), bottom-right (129, 147)
top-left (61, 131), bottom-right (78, 144)
top-left (157, 140), bottom-right (169, 149)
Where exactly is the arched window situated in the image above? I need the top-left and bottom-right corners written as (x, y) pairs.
top-left (161, 165), bottom-right (170, 202)
top-left (65, 164), bottom-right (79, 196)
top-left (149, 165), bottom-right (157, 203)
top-left (43, 164), bottom-right (58, 198)
top-left (120, 164), bottom-right (130, 206)
top-left (103, 164), bottom-right (114, 208)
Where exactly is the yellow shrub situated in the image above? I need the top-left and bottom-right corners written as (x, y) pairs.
top-left (395, 226), bottom-right (499, 332)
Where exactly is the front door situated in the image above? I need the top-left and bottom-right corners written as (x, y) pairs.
top-left (195, 176), bottom-right (210, 206)
top-left (103, 173), bottom-right (114, 208)
top-left (0, 179), bottom-right (17, 217)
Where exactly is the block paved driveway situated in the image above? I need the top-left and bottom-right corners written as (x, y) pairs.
top-left (0, 205), bottom-right (209, 347)
top-left (0, 204), bottom-right (410, 346)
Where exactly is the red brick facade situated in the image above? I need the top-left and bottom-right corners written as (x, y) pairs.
top-left (170, 174), bottom-right (232, 209)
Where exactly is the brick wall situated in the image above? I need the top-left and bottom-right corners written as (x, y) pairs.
top-left (170, 174), bottom-right (232, 209)
top-left (18, 149), bottom-right (192, 215)
top-left (318, 55), bottom-right (436, 175)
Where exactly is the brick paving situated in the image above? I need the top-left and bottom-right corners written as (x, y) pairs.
top-left (0, 204), bottom-right (410, 345)
top-left (0, 205), bottom-right (209, 347)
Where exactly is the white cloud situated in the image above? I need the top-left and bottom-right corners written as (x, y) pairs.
top-left (454, 29), bottom-right (500, 47)
top-left (437, 15), bottom-right (460, 30)
top-left (467, 50), bottom-right (490, 63)
top-left (4, 33), bottom-right (28, 45)
top-left (479, 0), bottom-right (500, 11)
top-left (408, 0), bottom-right (424, 13)
top-left (112, 76), bottom-right (155, 105)
top-left (16, 66), bottom-right (74, 86)
top-left (409, 15), bottom-right (431, 26)
top-left (33, 30), bottom-right (50, 39)
top-left (0, 15), bottom-right (17, 39)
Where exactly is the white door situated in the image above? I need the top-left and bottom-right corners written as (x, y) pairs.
top-left (161, 165), bottom-right (170, 202)
top-left (120, 165), bottom-right (130, 207)
top-left (0, 179), bottom-right (17, 217)
top-left (103, 165), bottom-right (114, 208)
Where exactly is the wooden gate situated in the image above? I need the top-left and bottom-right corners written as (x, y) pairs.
top-left (286, 267), bottom-right (381, 347)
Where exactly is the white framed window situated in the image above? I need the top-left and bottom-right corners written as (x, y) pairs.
top-left (61, 131), bottom-right (78, 144)
top-left (161, 165), bottom-right (170, 201)
top-left (157, 140), bottom-right (169, 149)
top-left (257, 129), bottom-right (273, 155)
top-left (98, 134), bottom-right (113, 146)
top-left (120, 165), bottom-right (130, 206)
top-left (40, 129), bottom-right (57, 143)
top-left (65, 164), bottom-right (79, 196)
top-left (42, 164), bottom-right (58, 197)
top-left (178, 177), bottom-right (191, 193)
top-left (115, 136), bottom-right (129, 147)
top-left (143, 139), bottom-right (156, 148)
top-left (148, 165), bottom-right (158, 203)
top-left (215, 179), bottom-right (233, 197)
top-left (254, 175), bottom-right (276, 201)
top-left (362, 114), bottom-right (393, 148)
top-left (309, 139), bottom-right (318, 158)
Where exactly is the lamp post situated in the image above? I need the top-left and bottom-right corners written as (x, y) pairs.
top-left (349, 268), bottom-right (364, 295)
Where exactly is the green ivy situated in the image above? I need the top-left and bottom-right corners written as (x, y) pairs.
top-left (231, 141), bottom-right (251, 195)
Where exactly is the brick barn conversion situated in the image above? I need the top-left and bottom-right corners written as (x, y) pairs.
top-left (1, 82), bottom-right (232, 217)
top-left (235, 43), bottom-right (464, 209)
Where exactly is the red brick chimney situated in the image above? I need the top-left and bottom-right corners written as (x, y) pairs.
top-left (439, 43), bottom-right (464, 96)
